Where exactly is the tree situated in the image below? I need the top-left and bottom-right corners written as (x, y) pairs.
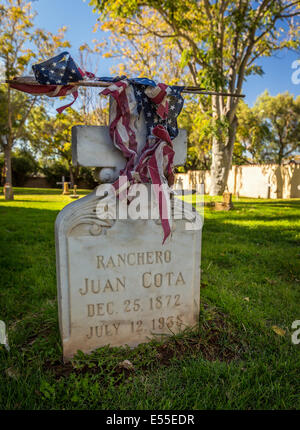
top-left (0, 0), bottom-right (69, 199)
top-left (28, 106), bottom-right (84, 186)
top-left (90, 0), bottom-right (300, 194)
top-left (254, 91), bottom-right (300, 164)
top-left (178, 98), bottom-right (213, 170)
top-left (0, 85), bottom-right (35, 187)
top-left (235, 100), bottom-right (271, 164)
top-left (92, 8), bottom-right (213, 169)
top-left (0, 147), bottom-right (39, 186)
top-left (77, 43), bottom-right (109, 125)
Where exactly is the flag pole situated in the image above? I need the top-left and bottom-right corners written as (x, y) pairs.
top-left (5, 78), bottom-right (245, 98)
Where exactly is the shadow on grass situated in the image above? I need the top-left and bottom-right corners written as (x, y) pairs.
top-left (4, 198), bottom-right (85, 204)
top-left (0, 206), bottom-right (59, 320)
top-left (1, 199), bottom-right (299, 409)
top-left (1, 200), bottom-right (299, 322)
top-left (233, 200), bottom-right (300, 208)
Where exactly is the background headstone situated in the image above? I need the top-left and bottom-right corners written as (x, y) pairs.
top-left (63, 182), bottom-right (70, 195)
top-left (70, 185), bottom-right (79, 199)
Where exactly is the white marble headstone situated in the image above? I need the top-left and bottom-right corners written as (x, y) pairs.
top-left (56, 195), bottom-right (202, 360)
top-left (55, 125), bottom-right (202, 361)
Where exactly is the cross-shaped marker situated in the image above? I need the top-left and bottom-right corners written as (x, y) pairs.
top-left (57, 176), bottom-right (72, 195)
top-left (72, 112), bottom-right (187, 183)
top-left (56, 176), bottom-right (71, 190)
top-left (56, 175), bottom-right (65, 189)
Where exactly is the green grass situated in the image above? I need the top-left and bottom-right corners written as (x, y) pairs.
top-left (0, 187), bottom-right (299, 410)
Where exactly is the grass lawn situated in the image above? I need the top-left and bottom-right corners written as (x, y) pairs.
top-left (0, 187), bottom-right (299, 410)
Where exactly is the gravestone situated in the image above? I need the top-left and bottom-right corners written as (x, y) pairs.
top-left (215, 191), bottom-right (234, 211)
top-left (223, 191), bottom-right (233, 209)
top-left (70, 185), bottom-right (79, 199)
top-left (56, 176), bottom-right (71, 195)
top-left (56, 125), bottom-right (202, 361)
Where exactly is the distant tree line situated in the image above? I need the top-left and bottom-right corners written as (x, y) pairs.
top-left (178, 90), bottom-right (300, 172)
top-left (90, 0), bottom-right (300, 194)
top-left (0, 0), bottom-right (106, 199)
top-left (1, 0), bottom-right (299, 197)
top-left (0, 148), bottom-right (97, 188)
top-left (0, 89), bottom-right (299, 186)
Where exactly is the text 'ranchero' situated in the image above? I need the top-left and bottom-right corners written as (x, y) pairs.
top-left (96, 250), bottom-right (171, 269)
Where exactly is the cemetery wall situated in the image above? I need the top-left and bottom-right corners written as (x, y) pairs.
top-left (23, 176), bottom-right (93, 189)
top-left (175, 164), bottom-right (300, 198)
top-left (21, 164), bottom-right (300, 198)
top-left (23, 176), bottom-right (50, 188)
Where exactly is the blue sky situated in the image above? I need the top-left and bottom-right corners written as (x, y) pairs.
top-left (33, 0), bottom-right (300, 106)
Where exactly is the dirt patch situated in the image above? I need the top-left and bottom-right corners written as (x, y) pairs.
top-left (155, 307), bottom-right (243, 365)
top-left (44, 360), bottom-right (75, 379)
top-left (43, 304), bottom-right (244, 380)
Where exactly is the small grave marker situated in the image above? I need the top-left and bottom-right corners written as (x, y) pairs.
top-left (215, 191), bottom-right (234, 211)
top-left (70, 185), bottom-right (79, 199)
top-left (56, 176), bottom-right (71, 195)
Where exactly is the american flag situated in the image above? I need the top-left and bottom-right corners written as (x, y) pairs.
top-left (9, 52), bottom-right (185, 242)
top-left (100, 76), bottom-right (184, 139)
top-left (32, 51), bottom-right (82, 85)
top-left (10, 52), bottom-right (85, 113)
top-left (100, 78), bottom-right (184, 243)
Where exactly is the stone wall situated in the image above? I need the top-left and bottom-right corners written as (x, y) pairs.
top-left (175, 164), bottom-right (300, 198)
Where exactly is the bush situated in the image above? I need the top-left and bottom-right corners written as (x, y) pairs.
top-left (42, 162), bottom-right (70, 188)
top-left (41, 161), bottom-right (97, 189)
top-left (0, 149), bottom-right (39, 186)
top-left (175, 146), bottom-right (208, 173)
top-left (78, 167), bottom-right (97, 189)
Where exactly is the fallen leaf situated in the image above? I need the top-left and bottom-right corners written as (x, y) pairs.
top-left (244, 297), bottom-right (250, 302)
top-left (5, 367), bottom-right (19, 380)
top-left (118, 360), bottom-right (135, 371)
top-left (272, 326), bottom-right (286, 337)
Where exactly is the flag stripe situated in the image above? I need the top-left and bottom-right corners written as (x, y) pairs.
top-left (101, 79), bottom-right (183, 242)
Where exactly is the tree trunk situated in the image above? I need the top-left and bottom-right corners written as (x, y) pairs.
top-left (69, 165), bottom-right (74, 188)
top-left (3, 144), bottom-right (14, 200)
top-left (210, 138), bottom-right (231, 195)
top-left (73, 165), bottom-right (79, 185)
top-left (210, 115), bottom-right (238, 195)
top-left (278, 142), bottom-right (284, 165)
